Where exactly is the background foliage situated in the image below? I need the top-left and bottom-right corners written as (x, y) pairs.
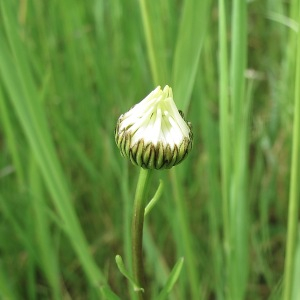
top-left (0, 0), bottom-right (299, 299)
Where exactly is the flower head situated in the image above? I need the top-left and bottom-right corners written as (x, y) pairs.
top-left (115, 85), bottom-right (193, 169)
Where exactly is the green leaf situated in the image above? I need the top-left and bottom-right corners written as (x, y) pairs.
top-left (100, 286), bottom-right (120, 300)
top-left (0, 260), bottom-right (17, 300)
top-left (172, 0), bottom-right (212, 112)
top-left (115, 255), bottom-right (144, 292)
top-left (0, 0), bottom-right (107, 293)
top-left (144, 180), bottom-right (164, 216)
top-left (157, 257), bottom-right (184, 300)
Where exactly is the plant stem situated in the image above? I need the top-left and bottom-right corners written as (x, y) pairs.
top-left (282, 4), bottom-right (300, 299)
top-left (132, 168), bottom-right (152, 300)
top-left (218, 1), bottom-right (231, 293)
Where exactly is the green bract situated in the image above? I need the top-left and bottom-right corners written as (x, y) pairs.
top-left (115, 85), bottom-right (193, 169)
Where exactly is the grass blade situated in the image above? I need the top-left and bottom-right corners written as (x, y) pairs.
top-left (282, 3), bottom-right (300, 299)
top-left (172, 0), bottom-right (211, 112)
top-left (138, 0), bottom-right (169, 85)
top-left (0, 0), bottom-right (108, 292)
top-left (217, 1), bottom-right (231, 295)
top-left (157, 257), bottom-right (184, 300)
top-left (229, 1), bottom-right (249, 299)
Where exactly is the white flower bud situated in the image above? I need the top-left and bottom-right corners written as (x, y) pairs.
top-left (115, 85), bottom-right (193, 169)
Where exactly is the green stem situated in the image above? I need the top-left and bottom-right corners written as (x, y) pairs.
top-left (282, 4), bottom-right (300, 299)
top-left (132, 168), bottom-right (152, 299)
top-left (218, 0), bottom-right (231, 267)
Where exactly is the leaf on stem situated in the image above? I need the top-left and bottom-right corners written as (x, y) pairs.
top-left (157, 257), bottom-right (184, 300)
top-left (144, 180), bottom-right (164, 217)
top-left (115, 255), bottom-right (144, 292)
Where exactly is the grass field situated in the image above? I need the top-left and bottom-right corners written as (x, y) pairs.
top-left (0, 0), bottom-right (300, 299)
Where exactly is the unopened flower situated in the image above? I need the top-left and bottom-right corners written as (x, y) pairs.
top-left (115, 85), bottom-right (193, 169)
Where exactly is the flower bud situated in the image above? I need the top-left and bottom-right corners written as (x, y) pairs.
top-left (115, 85), bottom-right (193, 169)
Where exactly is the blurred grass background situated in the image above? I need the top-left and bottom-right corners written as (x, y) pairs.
top-left (0, 0), bottom-right (299, 299)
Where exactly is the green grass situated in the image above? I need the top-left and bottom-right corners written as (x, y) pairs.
top-left (0, 0), bottom-right (299, 299)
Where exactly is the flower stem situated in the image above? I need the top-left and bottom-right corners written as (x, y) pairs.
top-left (132, 168), bottom-right (152, 299)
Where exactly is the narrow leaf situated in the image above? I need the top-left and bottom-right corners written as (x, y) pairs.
top-left (172, 0), bottom-right (211, 112)
top-left (157, 257), bottom-right (184, 300)
top-left (100, 286), bottom-right (121, 300)
top-left (115, 255), bottom-right (144, 292)
top-left (144, 180), bottom-right (164, 216)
